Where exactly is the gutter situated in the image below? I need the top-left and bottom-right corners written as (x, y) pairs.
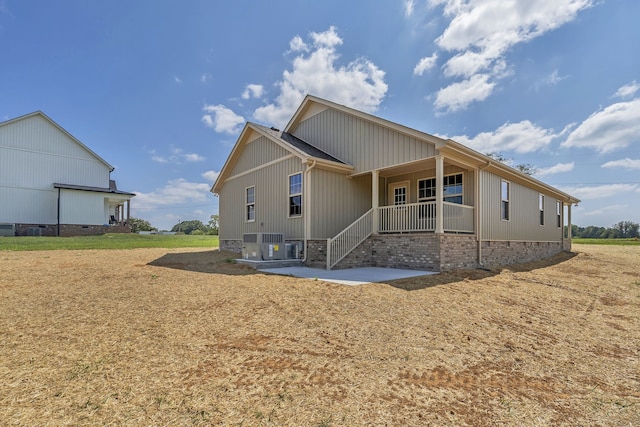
top-left (301, 159), bottom-right (317, 263)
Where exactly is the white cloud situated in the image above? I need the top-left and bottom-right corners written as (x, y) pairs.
top-left (405, 0), bottom-right (416, 17)
top-left (613, 81), bottom-right (640, 99)
top-left (288, 35), bottom-right (308, 52)
top-left (450, 120), bottom-right (560, 153)
top-left (535, 162), bottom-right (574, 176)
top-left (241, 84), bottom-right (265, 100)
top-left (201, 104), bottom-right (245, 135)
top-left (150, 147), bottom-right (205, 164)
top-left (425, 0), bottom-right (593, 112)
top-left (184, 153), bottom-right (206, 162)
top-left (201, 73), bottom-right (212, 83)
top-left (413, 54), bottom-right (438, 76)
top-left (133, 178), bottom-right (212, 211)
top-left (561, 99), bottom-right (640, 153)
top-left (535, 69), bottom-right (569, 90)
top-left (601, 158), bottom-right (640, 170)
top-left (582, 204), bottom-right (628, 217)
top-left (253, 26), bottom-right (388, 128)
top-left (174, 76), bottom-right (182, 84)
top-left (560, 184), bottom-right (638, 200)
top-left (202, 170), bottom-right (220, 184)
top-left (434, 74), bottom-right (495, 113)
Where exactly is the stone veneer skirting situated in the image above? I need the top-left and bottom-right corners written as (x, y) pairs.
top-left (307, 234), bottom-right (570, 272)
top-left (220, 239), bottom-right (243, 253)
top-left (14, 223), bottom-right (131, 237)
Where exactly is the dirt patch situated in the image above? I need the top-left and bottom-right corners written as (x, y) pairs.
top-left (0, 245), bottom-right (639, 426)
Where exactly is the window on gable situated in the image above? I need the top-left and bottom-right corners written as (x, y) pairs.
top-left (289, 173), bottom-right (302, 217)
top-left (501, 180), bottom-right (510, 221)
top-left (539, 194), bottom-right (545, 226)
top-left (246, 186), bottom-right (255, 222)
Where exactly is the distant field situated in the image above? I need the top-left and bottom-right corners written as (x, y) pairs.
top-left (572, 238), bottom-right (640, 246)
top-left (0, 233), bottom-right (219, 251)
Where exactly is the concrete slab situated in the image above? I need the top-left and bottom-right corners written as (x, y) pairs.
top-left (260, 266), bottom-right (437, 286)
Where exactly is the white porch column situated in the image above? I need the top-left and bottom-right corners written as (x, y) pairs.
top-left (567, 203), bottom-right (572, 239)
top-left (435, 155), bottom-right (444, 234)
top-left (372, 170), bottom-right (379, 234)
top-left (127, 200), bottom-right (131, 223)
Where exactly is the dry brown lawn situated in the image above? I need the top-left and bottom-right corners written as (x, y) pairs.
top-left (1, 244), bottom-right (639, 426)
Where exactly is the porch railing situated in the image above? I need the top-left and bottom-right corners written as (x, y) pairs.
top-left (327, 208), bottom-right (373, 269)
top-left (378, 202), bottom-right (474, 233)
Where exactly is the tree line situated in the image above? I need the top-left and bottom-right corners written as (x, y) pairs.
top-left (570, 221), bottom-right (639, 239)
top-left (128, 215), bottom-right (219, 235)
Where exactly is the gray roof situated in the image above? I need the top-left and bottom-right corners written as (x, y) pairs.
top-left (254, 123), bottom-right (346, 164)
top-left (54, 182), bottom-right (135, 196)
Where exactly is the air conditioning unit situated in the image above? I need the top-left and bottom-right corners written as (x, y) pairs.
top-left (27, 227), bottom-right (42, 236)
top-left (0, 223), bottom-right (15, 237)
top-left (242, 233), bottom-right (285, 260)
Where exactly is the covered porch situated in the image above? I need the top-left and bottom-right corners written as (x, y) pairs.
top-left (328, 153), bottom-right (481, 269)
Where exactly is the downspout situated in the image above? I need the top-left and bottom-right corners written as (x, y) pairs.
top-left (477, 161), bottom-right (492, 268)
top-left (57, 187), bottom-right (61, 237)
top-left (301, 159), bottom-right (317, 263)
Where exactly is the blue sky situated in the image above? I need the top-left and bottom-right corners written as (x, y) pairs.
top-left (1, 0), bottom-right (638, 231)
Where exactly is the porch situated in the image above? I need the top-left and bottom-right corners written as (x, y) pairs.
top-left (327, 154), bottom-right (479, 269)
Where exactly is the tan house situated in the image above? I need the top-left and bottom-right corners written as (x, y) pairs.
top-left (212, 95), bottom-right (580, 271)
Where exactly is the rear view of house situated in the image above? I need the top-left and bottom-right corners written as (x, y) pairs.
top-left (212, 95), bottom-right (580, 271)
top-left (0, 111), bottom-right (134, 236)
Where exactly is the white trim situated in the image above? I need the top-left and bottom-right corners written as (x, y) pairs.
top-left (245, 185), bottom-right (255, 223)
top-left (224, 154), bottom-right (295, 184)
top-left (501, 179), bottom-right (511, 222)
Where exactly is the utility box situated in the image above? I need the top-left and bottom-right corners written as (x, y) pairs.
top-left (0, 223), bottom-right (15, 237)
top-left (242, 233), bottom-right (285, 260)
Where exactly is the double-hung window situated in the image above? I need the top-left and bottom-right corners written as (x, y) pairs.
top-left (288, 173), bottom-right (302, 217)
top-left (443, 173), bottom-right (463, 204)
top-left (246, 186), bottom-right (255, 222)
top-left (501, 180), bottom-right (510, 221)
top-left (539, 194), bottom-right (545, 226)
top-left (556, 201), bottom-right (562, 228)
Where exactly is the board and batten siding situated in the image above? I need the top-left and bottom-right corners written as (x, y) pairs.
top-left (385, 165), bottom-right (474, 206)
top-left (292, 108), bottom-right (436, 173)
top-left (0, 114), bottom-right (112, 224)
top-left (228, 134), bottom-right (291, 177)
top-left (59, 190), bottom-right (110, 225)
top-left (480, 170), bottom-right (563, 242)
top-left (218, 155), bottom-right (304, 240)
top-left (310, 169), bottom-right (371, 239)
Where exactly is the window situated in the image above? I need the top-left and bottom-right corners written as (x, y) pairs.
top-left (539, 194), bottom-right (545, 226)
top-left (556, 201), bottom-right (562, 228)
top-left (501, 180), bottom-right (510, 221)
top-left (288, 173), bottom-right (302, 217)
top-left (418, 173), bottom-right (463, 204)
top-left (393, 186), bottom-right (407, 206)
top-left (246, 186), bottom-right (255, 222)
top-left (418, 178), bottom-right (436, 201)
top-left (443, 173), bottom-right (463, 204)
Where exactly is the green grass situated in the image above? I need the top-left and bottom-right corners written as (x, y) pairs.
top-left (0, 233), bottom-right (219, 251)
top-left (572, 238), bottom-right (640, 246)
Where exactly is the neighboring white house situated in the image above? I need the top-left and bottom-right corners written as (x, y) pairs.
top-left (0, 111), bottom-right (134, 236)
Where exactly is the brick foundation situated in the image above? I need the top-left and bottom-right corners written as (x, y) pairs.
top-left (14, 223), bottom-right (131, 237)
top-left (220, 239), bottom-right (243, 253)
top-left (479, 241), bottom-right (563, 268)
top-left (305, 239), bottom-right (328, 269)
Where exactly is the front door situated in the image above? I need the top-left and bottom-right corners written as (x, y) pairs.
top-left (388, 181), bottom-right (409, 206)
